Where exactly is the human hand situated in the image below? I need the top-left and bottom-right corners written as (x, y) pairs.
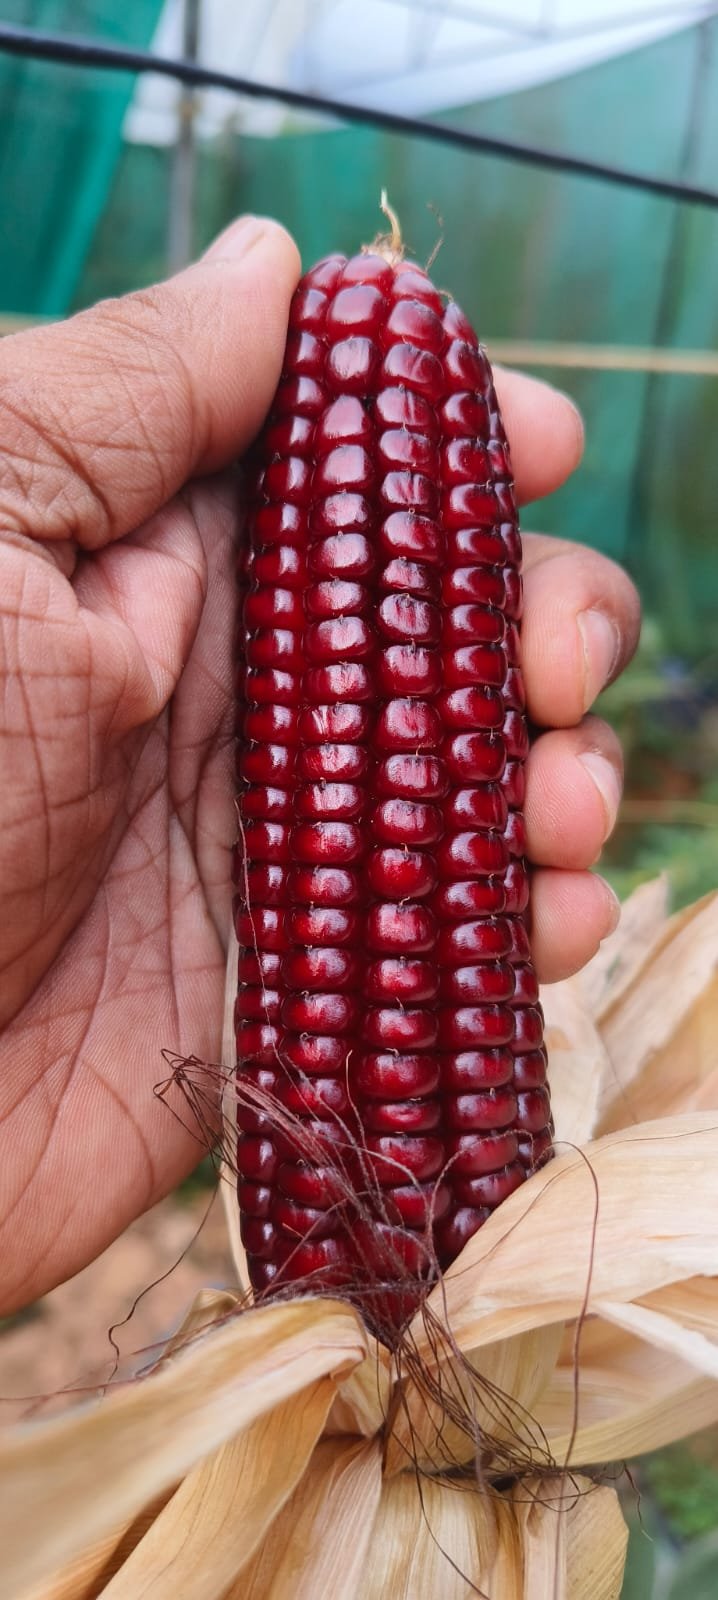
top-left (0, 219), bottom-right (639, 1313)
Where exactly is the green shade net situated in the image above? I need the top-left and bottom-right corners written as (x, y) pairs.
top-left (0, 1), bottom-right (164, 316)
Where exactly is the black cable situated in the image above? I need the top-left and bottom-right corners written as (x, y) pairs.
top-left (0, 20), bottom-right (717, 209)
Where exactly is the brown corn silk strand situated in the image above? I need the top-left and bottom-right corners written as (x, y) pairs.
top-left (233, 246), bottom-right (553, 1345)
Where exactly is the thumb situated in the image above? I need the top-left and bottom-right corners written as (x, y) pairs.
top-left (0, 216), bottom-right (300, 551)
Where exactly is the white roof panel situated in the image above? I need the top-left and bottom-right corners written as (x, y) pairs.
top-left (125, 0), bottom-right (715, 143)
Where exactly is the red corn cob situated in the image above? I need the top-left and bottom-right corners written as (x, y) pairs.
top-left (234, 238), bottom-right (552, 1342)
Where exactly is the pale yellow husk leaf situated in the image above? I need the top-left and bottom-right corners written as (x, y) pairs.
top-left (543, 886), bottom-right (718, 1143)
top-left (355, 1469), bottom-right (624, 1599)
top-left (535, 1295), bottom-right (718, 1462)
top-left (326, 1343), bottom-right (392, 1438)
top-left (387, 1108), bottom-right (718, 1475)
top-left (595, 1292), bottom-right (718, 1379)
top-left (641, 1273), bottom-right (718, 1336)
top-left (512, 1477), bottom-right (627, 1600)
top-left (99, 1377), bottom-right (336, 1600)
top-left (228, 1437), bottom-right (383, 1598)
top-left (541, 982), bottom-right (611, 1146)
top-left (14, 1296), bottom-right (238, 1600)
top-left (541, 883), bottom-right (672, 1143)
top-left (159, 1286), bottom-right (238, 1358)
top-left (16, 1493), bottom-right (175, 1600)
top-left (418, 1112), bottom-right (718, 1351)
top-left (592, 890), bottom-right (718, 1133)
top-left (383, 1322), bottom-right (564, 1476)
top-left (356, 1468), bottom-right (515, 1599)
top-left (2, 1297), bottom-right (366, 1596)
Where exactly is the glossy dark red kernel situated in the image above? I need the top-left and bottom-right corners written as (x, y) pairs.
top-left (379, 512), bottom-right (444, 565)
top-left (366, 847), bottom-right (438, 900)
top-left (298, 745), bottom-right (368, 782)
top-left (378, 558), bottom-right (441, 600)
top-left (236, 249), bottom-right (550, 1339)
top-left (376, 644), bottom-right (441, 698)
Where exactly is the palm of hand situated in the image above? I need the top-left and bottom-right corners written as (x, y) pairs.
top-left (0, 481), bottom-right (236, 1311)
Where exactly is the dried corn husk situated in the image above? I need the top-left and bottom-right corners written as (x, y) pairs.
top-left (4, 882), bottom-right (718, 1600)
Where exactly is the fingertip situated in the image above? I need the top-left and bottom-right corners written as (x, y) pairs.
top-left (525, 719), bottom-right (623, 869)
top-left (553, 384), bottom-right (585, 471)
top-left (597, 874), bottom-right (622, 935)
top-left (531, 868), bottom-right (621, 983)
top-left (203, 214), bottom-right (301, 280)
top-left (521, 543), bottom-right (641, 727)
top-left (492, 367), bottom-right (584, 504)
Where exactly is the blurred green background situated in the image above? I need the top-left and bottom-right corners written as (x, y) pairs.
top-left (1, 4), bottom-right (718, 1590)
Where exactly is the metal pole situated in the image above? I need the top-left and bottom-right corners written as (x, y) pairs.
top-left (167, 0), bottom-right (201, 271)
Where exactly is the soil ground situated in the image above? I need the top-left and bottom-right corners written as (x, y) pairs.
top-left (0, 1184), bottom-right (234, 1425)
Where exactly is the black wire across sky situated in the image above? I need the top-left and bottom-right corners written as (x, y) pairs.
top-left (0, 19), bottom-right (717, 211)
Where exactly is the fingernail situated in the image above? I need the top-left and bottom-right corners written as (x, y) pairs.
top-left (579, 750), bottom-right (622, 840)
top-left (596, 875), bottom-right (621, 936)
top-left (577, 608), bottom-right (621, 710)
top-left (203, 216), bottom-right (266, 262)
